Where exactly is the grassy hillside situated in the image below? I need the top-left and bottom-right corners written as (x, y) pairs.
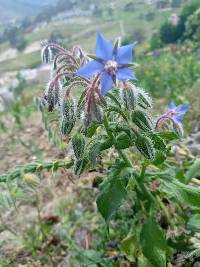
top-left (0, 0), bottom-right (187, 73)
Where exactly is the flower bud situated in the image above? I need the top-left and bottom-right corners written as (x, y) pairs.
top-left (132, 110), bottom-right (153, 132)
top-left (173, 121), bottom-right (184, 137)
top-left (60, 98), bottom-right (76, 135)
top-left (73, 158), bottom-right (88, 176)
top-left (137, 87), bottom-right (153, 109)
top-left (88, 141), bottom-right (101, 167)
top-left (72, 133), bottom-right (85, 159)
top-left (122, 83), bottom-right (138, 111)
top-left (136, 135), bottom-right (155, 160)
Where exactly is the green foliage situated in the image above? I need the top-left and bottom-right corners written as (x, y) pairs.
top-left (140, 214), bottom-right (167, 267)
top-left (120, 234), bottom-right (137, 261)
top-left (185, 159), bottom-right (200, 183)
top-left (188, 214), bottom-right (200, 231)
top-left (150, 32), bottom-right (164, 50)
top-left (161, 179), bottom-right (200, 209)
top-left (185, 8), bottom-right (200, 41)
top-left (180, 0), bottom-right (200, 24)
top-left (96, 161), bottom-right (130, 221)
top-left (137, 53), bottom-right (200, 99)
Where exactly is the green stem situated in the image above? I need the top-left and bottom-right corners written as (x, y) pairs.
top-left (0, 159), bottom-right (73, 183)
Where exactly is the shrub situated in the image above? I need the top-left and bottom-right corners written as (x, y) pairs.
top-left (160, 21), bottom-right (184, 44)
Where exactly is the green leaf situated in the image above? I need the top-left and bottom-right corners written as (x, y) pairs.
top-left (158, 131), bottom-right (179, 141)
top-left (99, 136), bottom-right (113, 151)
top-left (115, 132), bottom-right (132, 149)
top-left (140, 215), bottom-right (167, 267)
top-left (152, 151), bottom-right (166, 166)
top-left (120, 234), bottom-right (137, 261)
top-left (96, 178), bottom-right (127, 221)
top-left (161, 180), bottom-right (200, 209)
top-left (187, 214), bottom-right (200, 231)
top-left (83, 122), bottom-right (99, 138)
top-left (88, 141), bottom-right (101, 167)
top-left (149, 133), bottom-right (166, 151)
top-left (185, 159), bottom-right (200, 184)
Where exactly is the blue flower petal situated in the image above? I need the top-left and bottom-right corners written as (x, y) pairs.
top-left (116, 68), bottom-right (136, 81)
top-left (96, 32), bottom-right (113, 61)
top-left (100, 72), bottom-right (113, 95)
top-left (76, 60), bottom-right (103, 78)
top-left (177, 105), bottom-right (190, 113)
top-left (169, 101), bottom-right (176, 110)
top-left (174, 114), bottom-right (184, 122)
top-left (116, 44), bottom-right (134, 64)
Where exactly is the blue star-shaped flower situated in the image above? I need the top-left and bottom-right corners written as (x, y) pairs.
top-left (164, 101), bottom-right (190, 122)
top-left (156, 101), bottom-right (190, 131)
top-left (76, 32), bottom-right (136, 95)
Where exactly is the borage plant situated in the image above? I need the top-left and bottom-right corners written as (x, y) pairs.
top-left (1, 33), bottom-right (200, 266)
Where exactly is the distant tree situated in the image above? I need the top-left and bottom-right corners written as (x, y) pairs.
top-left (21, 17), bottom-right (32, 31)
top-left (4, 26), bottom-right (27, 51)
top-left (160, 21), bottom-right (183, 43)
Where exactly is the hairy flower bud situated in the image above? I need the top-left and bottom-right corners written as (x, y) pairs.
top-left (121, 83), bottom-right (138, 111)
top-left (137, 88), bottom-right (153, 109)
top-left (73, 158), bottom-right (88, 176)
top-left (72, 133), bottom-right (85, 159)
top-left (132, 110), bottom-right (153, 132)
top-left (136, 135), bottom-right (155, 160)
top-left (173, 121), bottom-right (184, 137)
top-left (60, 97), bottom-right (76, 135)
top-left (83, 101), bottom-right (103, 127)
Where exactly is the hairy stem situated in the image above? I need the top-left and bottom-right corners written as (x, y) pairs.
top-left (0, 159), bottom-right (73, 183)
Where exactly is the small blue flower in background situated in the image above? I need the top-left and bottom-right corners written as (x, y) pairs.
top-left (156, 101), bottom-right (190, 130)
top-left (76, 32), bottom-right (136, 95)
top-left (164, 101), bottom-right (190, 122)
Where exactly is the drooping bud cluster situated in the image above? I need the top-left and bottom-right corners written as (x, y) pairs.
top-left (155, 102), bottom-right (190, 137)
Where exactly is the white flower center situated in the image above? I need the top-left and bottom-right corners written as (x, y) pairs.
top-left (104, 60), bottom-right (118, 75)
